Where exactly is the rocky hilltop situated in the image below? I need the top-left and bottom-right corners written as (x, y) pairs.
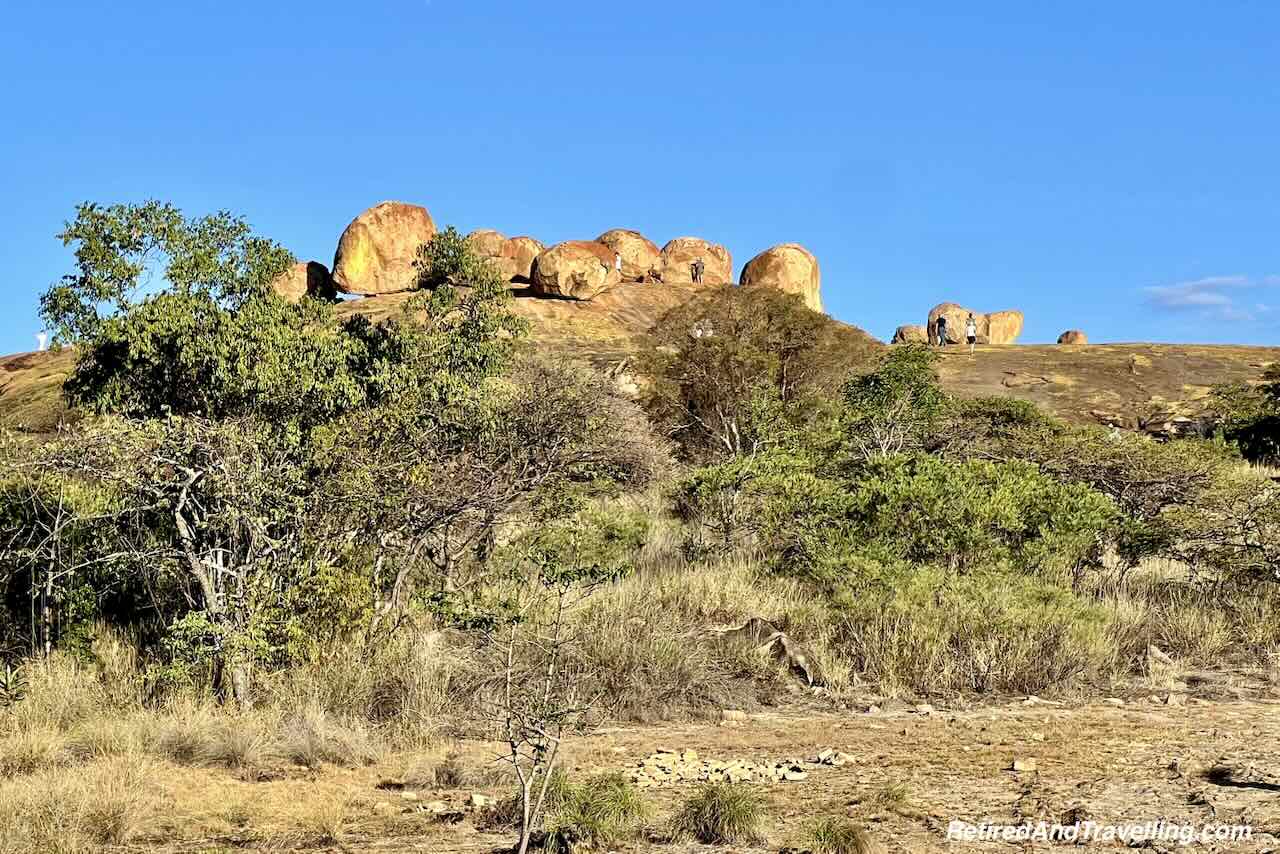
top-left (6, 198), bottom-right (1278, 437)
top-left (269, 200), bottom-right (820, 313)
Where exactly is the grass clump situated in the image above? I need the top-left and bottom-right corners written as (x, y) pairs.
top-left (277, 707), bottom-right (381, 769)
top-left (485, 769), bottom-right (647, 850)
top-left (547, 771), bottom-right (648, 849)
top-left (809, 816), bottom-right (880, 854)
top-left (0, 755), bottom-right (156, 852)
top-left (0, 725), bottom-right (69, 777)
top-left (669, 781), bottom-right (765, 845)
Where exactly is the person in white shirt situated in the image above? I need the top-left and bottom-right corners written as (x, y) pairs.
top-left (965, 314), bottom-right (978, 355)
top-left (614, 252), bottom-right (622, 276)
top-left (36, 331), bottom-right (48, 352)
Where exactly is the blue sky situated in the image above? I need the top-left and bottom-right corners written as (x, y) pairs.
top-left (2, 1), bottom-right (1278, 353)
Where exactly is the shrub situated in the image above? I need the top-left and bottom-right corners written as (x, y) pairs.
top-left (641, 284), bottom-right (880, 460)
top-left (809, 816), bottom-right (879, 854)
top-left (841, 343), bottom-right (946, 460)
top-left (669, 782), bottom-right (765, 845)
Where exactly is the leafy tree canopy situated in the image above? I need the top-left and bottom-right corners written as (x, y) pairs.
top-left (40, 201), bottom-right (294, 343)
top-left (641, 285), bottom-right (880, 460)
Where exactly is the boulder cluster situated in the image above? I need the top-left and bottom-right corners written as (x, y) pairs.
top-left (926, 302), bottom-right (1025, 345)
top-left (269, 200), bottom-right (826, 312)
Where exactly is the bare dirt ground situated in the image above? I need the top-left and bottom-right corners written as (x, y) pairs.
top-left (138, 673), bottom-right (1280, 854)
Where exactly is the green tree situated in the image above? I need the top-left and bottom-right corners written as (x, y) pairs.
top-left (641, 285), bottom-right (880, 460)
top-left (64, 292), bottom-right (370, 427)
top-left (841, 344), bottom-right (946, 460)
top-left (40, 201), bottom-right (293, 343)
top-left (1206, 368), bottom-right (1280, 464)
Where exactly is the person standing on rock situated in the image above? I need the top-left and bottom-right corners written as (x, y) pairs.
top-left (614, 252), bottom-right (622, 277)
top-left (965, 313), bottom-right (978, 355)
top-left (691, 257), bottom-right (705, 285)
top-left (934, 315), bottom-right (948, 347)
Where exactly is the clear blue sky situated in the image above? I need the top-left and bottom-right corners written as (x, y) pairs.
top-left (3, 1), bottom-right (1278, 354)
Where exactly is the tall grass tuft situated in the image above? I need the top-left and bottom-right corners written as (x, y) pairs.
top-left (669, 782), bottom-right (765, 845)
top-left (809, 816), bottom-right (881, 854)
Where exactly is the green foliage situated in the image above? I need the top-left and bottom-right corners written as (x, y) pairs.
top-left (641, 285), bottom-right (880, 460)
top-left (0, 664), bottom-right (27, 710)
top-left (843, 454), bottom-right (1116, 573)
top-left (413, 225), bottom-right (504, 290)
top-left (1169, 467), bottom-right (1280, 583)
top-left (1207, 372), bottom-right (1280, 464)
top-left (669, 782), bottom-right (765, 845)
top-left (841, 344), bottom-right (946, 459)
top-left (55, 207), bottom-right (527, 429)
top-left (40, 200), bottom-right (293, 343)
top-left (64, 291), bottom-right (369, 426)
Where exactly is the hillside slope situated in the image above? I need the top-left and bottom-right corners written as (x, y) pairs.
top-left (4, 284), bottom-right (1277, 434)
top-left (935, 342), bottom-right (1277, 430)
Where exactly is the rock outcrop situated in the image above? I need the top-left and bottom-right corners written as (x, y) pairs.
top-left (530, 240), bottom-right (621, 300)
top-left (986, 310), bottom-right (1024, 345)
top-left (465, 228), bottom-right (507, 259)
top-left (332, 201), bottom-right (436, 295)
top-left (928, 303), bottom-right (981, 344)
top-left (739, 243), bottom-right (823, 313)
top-left (596, 229), bottom-right (661, 281)
top-left (927, 303), bottom-right (1023, 345)
top-left (503, 236), bottom-right (544, 281)
top-left (270, 261), bottom-right (337, 303)
top-left (658, 237), bottom-right (732, 285)
top-left (464, 230), bottom-right (545, 282)
top-left (1058, 329), bottom-right (1088, 345)
top-left (892, 324), bottom-right (928, 344)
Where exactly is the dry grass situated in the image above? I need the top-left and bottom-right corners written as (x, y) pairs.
top-left (669, 781), bottom-right (766, 845)
top-left (0, 755), bottom-right (156, 853)
top-left (809, 816), bottom-right (882, 854)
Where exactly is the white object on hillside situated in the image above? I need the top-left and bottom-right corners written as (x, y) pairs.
top-left (36, 331), bottom-right (48, 352)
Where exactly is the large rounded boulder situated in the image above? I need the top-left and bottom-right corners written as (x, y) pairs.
top-left (466, 228), bottom-right (508, 258)
top-left (530, 240), bottom-right (621, 300)
top-left (927, 303), bottom-right (980, 344)
top-left (891, 324), bottom-right (928, 344)
top-left (332, 201), bottom-right (437, 295)
top-left (1058, 329), bottom-right (1088, 345)
top-left (986, 310), bottom-right (1024, 345)
top-left (270, 261), bottom-right (337, 303)
top-left (740, 243), bottom-right (823, 312)
top-left (659, 237), bottom-right (732, 285)
top-left (503, 236), bottom-right (545, 281)
top-left (596, 229), bottom-right (660, 281)
top-left (927, 303), bottom-right (1024, 345)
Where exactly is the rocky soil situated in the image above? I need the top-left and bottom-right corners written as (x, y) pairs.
top-left (135, 674), bottom-right (1280, 853)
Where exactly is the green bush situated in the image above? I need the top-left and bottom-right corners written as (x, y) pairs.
top-left (670, 782), bottom-right (765, 845)
top-left (751, 452), bottom-right (1115, 581)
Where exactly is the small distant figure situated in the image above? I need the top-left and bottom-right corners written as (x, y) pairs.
top-left (965, 313), bottom-right (978, 355)
top-left (934, 316), bottom-right (948, 347)
top-left (691, 257), bottom-right (706, 285)
top-left (613, 252), bottom-right (622, 276)
top-left (36, 330), bottom-right (48, 352)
